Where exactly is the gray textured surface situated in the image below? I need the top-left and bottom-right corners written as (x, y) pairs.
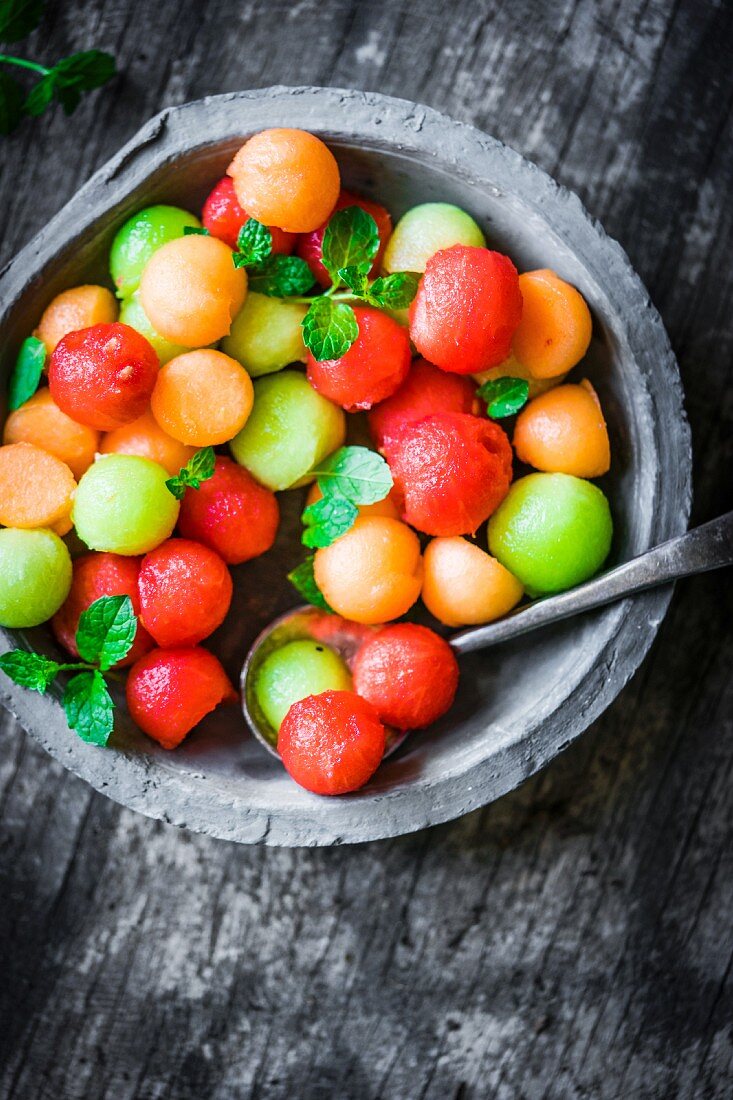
top-left (0, 86), bottom-right (691, 845)
top-left (1, 0), bottom-right (732, 1096)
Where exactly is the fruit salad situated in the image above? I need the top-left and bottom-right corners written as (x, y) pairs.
top-left (0, 127), bottom-right (613, 795)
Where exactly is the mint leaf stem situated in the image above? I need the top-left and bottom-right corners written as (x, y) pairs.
top-left (0, 54), bottom-right (49, 74)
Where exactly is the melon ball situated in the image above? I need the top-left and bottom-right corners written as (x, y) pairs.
top-left (72, 454), bottom-right (180, 556)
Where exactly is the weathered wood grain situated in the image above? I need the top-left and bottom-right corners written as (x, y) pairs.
top-left (1, 0), bottom-right (732, 1097)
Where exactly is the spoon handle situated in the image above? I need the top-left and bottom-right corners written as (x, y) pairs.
top-left (450, 511), bottom-right (733, 655)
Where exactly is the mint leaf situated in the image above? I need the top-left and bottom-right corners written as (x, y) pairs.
top-left (0, 0), bottom-right (44, 42)
top-left (478, 376), bottom-right (530, 419)
top-left (183, 226), bottom-right (209, 236)
top-left (338, 266), bottom-right (369, 296)
top-left (52, 49), bottom-right (116, 91)
top-left (311, 446), bottom-right (393, 505)
top-left (234, 218), bottom-right (272, 266)
top-left (8, 335), bottom-right (46, 410)
top-left (63, 670), bottom-right (114, 746)
top-left (0, 70), bottom-right (24, 134)
top-left (247, 254), bottom-right (315, 295)
top-left (0, 650), bottom-right (59, 693)
top-left (368, 271), bottom-right (421, 310)
top-left (75, 595), bottom-right (137, 671)
top-left (25, 50), bottom-right (115, 118)
top-left (302, 297), bottom-right (358, 361)
top-left (321, 206), bottom-right (379, 287)
top-left (302, 493), bottom-right (359, 549)
top-left (166, 446), bottom-right (216, 500)
top-left (287, 557), bottom-right (333, 612)
top-left (23, 71), bottom-right (54, 115)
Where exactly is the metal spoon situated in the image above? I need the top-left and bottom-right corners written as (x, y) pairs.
top-left (241, 512), bottom-right (733, 758)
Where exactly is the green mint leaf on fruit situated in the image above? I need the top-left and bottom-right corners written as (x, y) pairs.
top-left (0, 70), bottom-right (24, 134)
top-left (63, 670), bottom-right (114, 746)
top-left (247, 254), bottom-right (315, 296)
top-left (287, 557), bottom-right (333, 613)
top-left (368, 271), bottom-right (421, 310)
top-left (75, 594), bottom-right (137, 671)
top-left (301, 493), bottom-right (359, 549)
top-left (0, 0), bottom-right (45, 42)
top-left (338, 266), bottom-right (369, 296)
top-left (8, 335), bottom-right (46, 410)
top-left (321, 206), bottom-right (379, 287)
top-left (0, 650), bottom-right (60, 693)
top-left (302, 297), bottom-right (358, 361)
top-left (235, 218), bottom-right (272, 266)
top-left (312, 445), bottom-right (393, 506)
top-left (183, 226), bottom-right (209, 236)
top-left (477, 376), bottom-right (530, 419)
top-left (166, 446), bottom-right (216, 500)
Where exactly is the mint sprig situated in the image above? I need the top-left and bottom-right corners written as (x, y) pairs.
top-left (233, 218), bottom-right (272, 267)
top-left (231, 217), bottom-right (315, 295)
top-left (248, 254), bottom-right (315, 296)
top-left (0, 650), bottom-right (60, 692)
top-left (312, 446), bottom-right (393, 505)
top-left (301, 493), bottom-right (359, 549)
top-left (300, 446), bottom-right (393, 548)
top-left (367, 271), bottom-right (421, 310)
top-left (287, 557), bottom-right (333, 612)
top-left (63, 670), bottom-right (114, 746)
top-left (8, 334), bottom-right (46, 409)
top-left (321, 206), bottom-right (380, 288)
top-left (226, 206), bottom-right (419, 361)
top-left (0, 594), bottom-right (138, 746)
top-left (0, 2), bottom-right (116, 134)
top-left (183, 225), bottom-right (210, 236)
top-left (166, 446), bottom-right (216, 500)
top-left (75, 594), bottom-right (138, 671)
top-left (478, 376), bottom-right (530, 419)
top-left (301, 297), bottom-right (359, 361)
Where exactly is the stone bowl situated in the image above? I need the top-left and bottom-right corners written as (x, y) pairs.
top-left (0, 87), bottom-right (691, 846)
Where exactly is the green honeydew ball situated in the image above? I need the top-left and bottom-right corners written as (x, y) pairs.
top-left (229, 370), bottom-right (346, 491)
top-left (255, 639), bottom-right (353, 734)
top-left (0, 528), bottom-right (72, 628)
top-left (222, 292), bottom-right (308, 377)
top-left (488, 472), bottom-right (613, 597)
top-left (73, 455), bottom-right (180, 555)
top-left (382, 202), bottom-right (486, 273)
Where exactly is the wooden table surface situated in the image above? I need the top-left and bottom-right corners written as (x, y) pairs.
top-left (1, 1), bottom-right (732, 1097)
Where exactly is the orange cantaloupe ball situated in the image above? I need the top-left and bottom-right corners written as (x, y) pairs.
top-left (513, 380), bottom-right (611, 478)
top-left (34, 285), bottom-right (119, 354)
top-left (228, 128), bottom-right (340, 233)
top-left (139, 235), bottom-right (247, 346)
top-left (151, 349), bottom-right (254, 447)
top-left (3, 388), bottom-right (100, 480)
top-left (512, 269), bottom-right (592, 379)
top-left (0, 442), bottom-right (77, 530)
top-left (422, 536), bottom-right (524, 627)
top-left (314, 516), bottom-right (423, 625)
top-left (305, 481), bottom-right (401, 520)
top-left (100, 408), bottom-right (196, 476)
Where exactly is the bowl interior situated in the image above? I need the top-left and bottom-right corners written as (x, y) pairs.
top-left (0, 90), bottom-right (689, 844)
